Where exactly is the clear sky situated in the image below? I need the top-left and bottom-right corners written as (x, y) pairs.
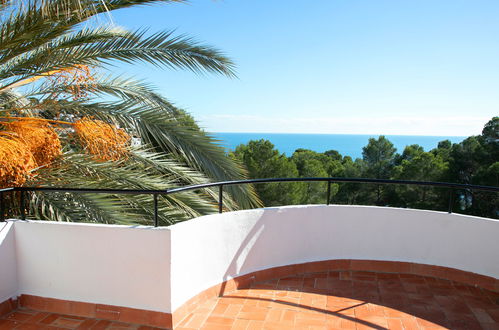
top-left (111, 0), bottom-right (499, 136)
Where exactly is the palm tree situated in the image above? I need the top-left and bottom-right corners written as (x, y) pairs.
top-left (0, 0), bottom-right (260, 225)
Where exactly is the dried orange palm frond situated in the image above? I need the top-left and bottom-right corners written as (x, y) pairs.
top-left (3, 119), bottom-right (62, 166)
top-left (50, 65), bottom-right (96, 100)
top-left (0, 136), bottom-right (36, 188)
top-left (0, 69), bottom-right (67, 91)
top-left (74, 117), bottom-right (130, 161)
top-left (2, 65), bottom-right (96, 100)
top-left (0, 116), bottom-right (72, 126)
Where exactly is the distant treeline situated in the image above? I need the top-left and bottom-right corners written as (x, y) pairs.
top-left (231, 117), bottom-right (498, 219)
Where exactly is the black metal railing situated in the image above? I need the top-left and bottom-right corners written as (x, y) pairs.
top-left (1, 178), bottom-right (498, 226)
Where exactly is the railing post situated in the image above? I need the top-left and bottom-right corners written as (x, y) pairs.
top-left (0, 192), bottom-right (4, 222)
top-left (326, 181), bottom-right (331, 205)
top-left (153, 193), bottom-right (159, 227)
top-left (218, 185), bottom-right (223, 214)
top-left (448, 189), bottom-right (454, 214)
top-left (20, 190), bottom-right (26, 220)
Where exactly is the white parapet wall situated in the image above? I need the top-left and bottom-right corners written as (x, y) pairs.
top-left (0, 222), bottom-right (17, 303)
top-left (169, 205), bottom-right (499, 311)
top-left (0, 205), bottom-right (498, 315)
top-left (13, 220), bottom-right (172, 313)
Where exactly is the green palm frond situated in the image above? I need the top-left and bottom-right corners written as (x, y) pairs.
top-left (30, 192), bottom-right (76, 222)
top-left (24, 87), bottom-right (262, 210)
top-left (1, 0), bottom-right (260, 225)
top-left (30, 151), bottom-right (226, 224)
top-left (1, 29), bottom-right (235, 87)
top-left (0, 88), bottom-right (32, 113)
top-left (60, 100), bottom-right (261, 209)
top-left (34, 75), bottom-right (179, 114)
top-left (137, 120), bottom-right (260, 209)
top-left (0, 0), bottom-right (185, 63)
top-left (130, 148), bottom-right (240, 211)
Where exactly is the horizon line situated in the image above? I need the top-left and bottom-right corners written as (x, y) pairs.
top-left (210, 131), bottom-right (468, 138)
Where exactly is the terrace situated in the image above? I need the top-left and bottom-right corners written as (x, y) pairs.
top-left (0, 178), bottom-right (498, 329)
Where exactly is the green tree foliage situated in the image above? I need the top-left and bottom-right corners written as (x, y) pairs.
top-left (361, 136), bottom-right (397, 204)
top-left (445, 117), bottom-right (498, 217)
top-left (362, 136), bottom-right (397, 178)
top-left (232, 140), bottom-right (303, 206)
top-left (390, 145), bottom-right (448, 209)
top-left (234, 118), bottom-right (498, 218)
top-left (332, 157), bottom-right (364, 204)
top-left (291, 149), bottom-right (331, 203)
top-left (482, 116), bottom-right (499, 143)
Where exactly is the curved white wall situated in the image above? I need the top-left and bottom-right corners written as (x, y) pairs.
top-left (14, 221), bottom-right (171, 313)
top-left (0, 222), bottom-right (17, 302)
top-left (1, 206), bottom-right (498, 315)
top-left (169, 205), bottom-right (499, 310)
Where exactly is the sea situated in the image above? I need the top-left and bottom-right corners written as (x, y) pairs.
top-left (212, 133), bottom-right (466, 159)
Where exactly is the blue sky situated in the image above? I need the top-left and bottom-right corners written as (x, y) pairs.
top-left (110, 0), bottom-right (499, 136)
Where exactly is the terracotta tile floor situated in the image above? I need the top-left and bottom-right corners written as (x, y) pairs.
top-left (1, 271), bottom-right (498, 330)
top-left (177, 270), bottom-right (499, 330)
top-left (0, 309), bottom-right (163, 329)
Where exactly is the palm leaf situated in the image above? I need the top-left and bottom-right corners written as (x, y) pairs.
top-left (1, 29), bottom-right (235, 88)
top-left (0, 0), bottom-right (185, 63)
top-left (1, 0), bottom-right (261, 225)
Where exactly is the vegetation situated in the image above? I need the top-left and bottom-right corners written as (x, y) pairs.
top-left (232, 117), bottom-right (498, 219)
top-left (0, 0), bottom-right (495, 223)
top-left (0, 0), bottom-right (260, 225)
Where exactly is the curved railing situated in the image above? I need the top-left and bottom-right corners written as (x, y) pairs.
top-left (1, 177), bottom-right (498, 225)
top-left (2, 177), bottom-right (499, 224)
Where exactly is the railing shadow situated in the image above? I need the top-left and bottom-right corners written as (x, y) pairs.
top-left (216, 271), bottom-right (497, 329)
top-left (210, 207), bottom-right (497, 329)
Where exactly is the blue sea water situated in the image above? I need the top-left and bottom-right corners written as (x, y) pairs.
top-left (212, 133), bottom-right (466, 159)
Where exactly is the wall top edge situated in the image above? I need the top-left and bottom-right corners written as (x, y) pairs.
top-left (170, 204), bottom-right (499, 229)
top-left (6, 219), bottom-right (171, 231)
top-left (0, 221), bottom-right (14, 239)
top-left (5, 204), bottom-right (498, 229)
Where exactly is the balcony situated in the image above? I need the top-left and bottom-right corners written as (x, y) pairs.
top-left (0, 180), bottom-right (498, 329)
